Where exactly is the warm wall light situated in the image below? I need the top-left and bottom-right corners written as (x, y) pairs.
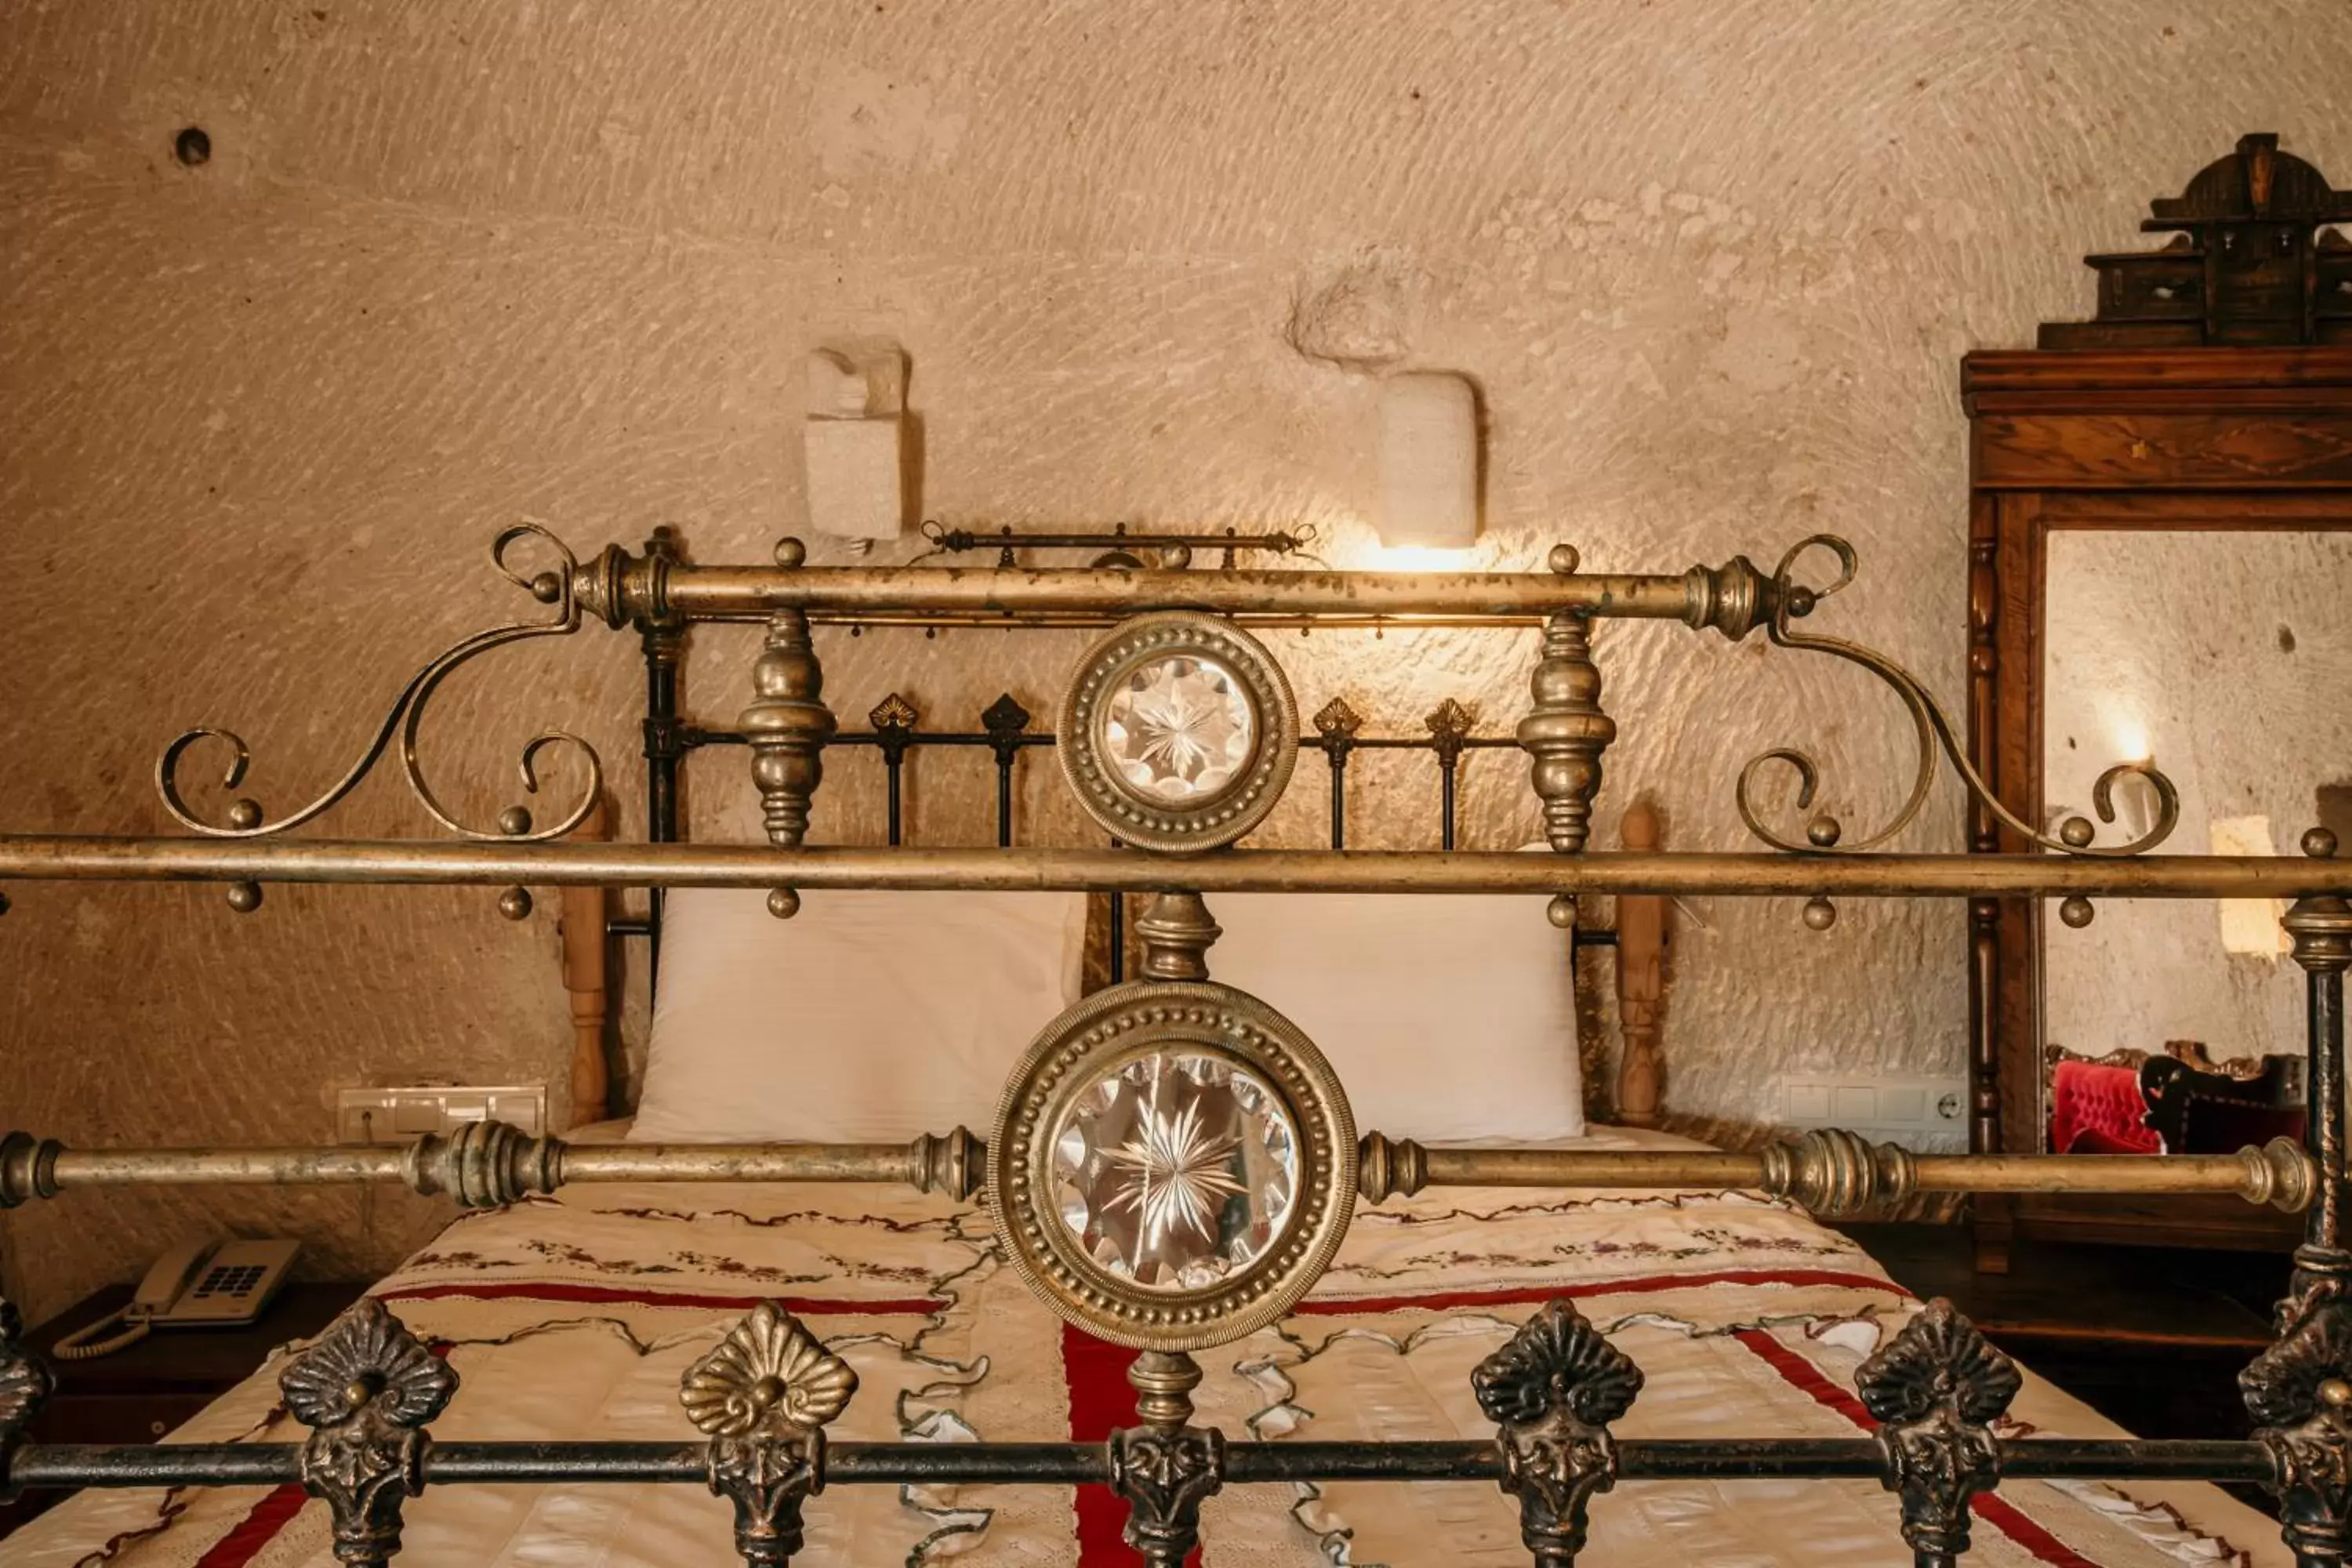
top-left (1377, 372), bottom-right (1480, 550)
top-left (2111, 719), bottom-right (2151, 764)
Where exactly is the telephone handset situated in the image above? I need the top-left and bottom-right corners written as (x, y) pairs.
top-left (55, 1238), bottom-right (300, 1360)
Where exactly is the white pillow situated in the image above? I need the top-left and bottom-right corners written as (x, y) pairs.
top-left (630, 887), bottom-right (1087, 1143)
top-left (1202, 891), bottom-right (1584, 1142)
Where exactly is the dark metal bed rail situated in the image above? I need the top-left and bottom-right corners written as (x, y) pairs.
top-left (0, 1290), bottom-right (2341, 1568)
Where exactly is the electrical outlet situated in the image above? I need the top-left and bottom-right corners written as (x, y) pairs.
top-left (1778, 1074), bottom-right (1968, 1152)
top-left (336, 1084), bottom-right (547, 1145)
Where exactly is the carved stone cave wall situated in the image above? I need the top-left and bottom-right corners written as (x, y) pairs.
top-left (2, 0), bottom-right (2347, 1319)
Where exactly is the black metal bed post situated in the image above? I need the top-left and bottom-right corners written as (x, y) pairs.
top-left (2243, 828), bottom-right (2352, 1566)
top-left (867, 695), bottom-right (918, 848)
top-left (1427, 699), bottom-right (1474, 853)
top-left (981, 694), bottom-right (1031, 851)
top-left (637, 528), bottom-right (687, 983)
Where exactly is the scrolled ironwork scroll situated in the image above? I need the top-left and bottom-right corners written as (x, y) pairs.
top-left (1737, 535), bottom-right (2179, 858)
top-left (156, 524), bottom-right (603, 843)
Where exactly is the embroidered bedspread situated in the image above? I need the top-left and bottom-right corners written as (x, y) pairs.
top-left (0, 1127), bottom-right (2285, 1567)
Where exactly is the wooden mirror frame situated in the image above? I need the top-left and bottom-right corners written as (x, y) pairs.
top-left (1958, 132), bottom-right (2352, 1270)
top-left (1962, 347), bottom-right (2352, 1269)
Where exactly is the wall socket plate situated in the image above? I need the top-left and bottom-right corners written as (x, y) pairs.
top-left (1779, 1074), bottom-right (1968, 1152)
top-left (336, 1084), bottom-right (547, 1145)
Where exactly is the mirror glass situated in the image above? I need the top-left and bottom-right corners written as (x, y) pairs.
top-left (1051, 1050), bottom-right (1298, 1290)
top-left (2040, 528), bottom-right (2352, 1151)
top-left (1099, 653), bottom-right (1257, 804)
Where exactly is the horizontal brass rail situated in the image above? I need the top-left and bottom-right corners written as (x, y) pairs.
top-left (4, 1124), bottom-right (2314, 1219)
top-left (3, 838), bottom-right (2348, 899)
top-left (581, 560), bottom-right (1767, 628)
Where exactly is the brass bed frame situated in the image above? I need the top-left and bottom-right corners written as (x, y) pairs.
top-left (1, 528), bottom-right (2349, 1568)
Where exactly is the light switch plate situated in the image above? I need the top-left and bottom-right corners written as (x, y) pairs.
top-left (1778, 1074), bottom-right (1969, 1152)
top-left (336, 1084), bottom-right (546, 1145)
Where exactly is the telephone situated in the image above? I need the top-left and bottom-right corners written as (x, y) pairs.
top-left (54, 1238), bottom-right (300, 1360)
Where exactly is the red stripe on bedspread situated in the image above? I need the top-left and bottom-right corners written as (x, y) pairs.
top-left (191, 1483), bottom-right (306, 1568)
top-left (1294, 1266), bottom-right (1908, 1315)
top-left (376, 1281), bottom-right (946, 1314)
top-left (1061, 1324), bottom-right (1205, 1568)
top-left (1734, 1328), bottom-right (2103, 1568)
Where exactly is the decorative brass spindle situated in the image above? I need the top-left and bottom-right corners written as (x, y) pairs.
top-left (681, 1302), bottom-right (858, 1568)
top-left (741, 540), bottom-right (836, 919)
top-left (1855, 1300), bottom-right (2020, 1568)
top-left (1312, 695), bottom-right (1363, 848)
top-left (155, 524), bottom-right (603, 845)
top-left (279, 1299), bottom-right (458, 1568)
top-left (1426, 698), bottom-right (1477, 850)
top-left (1735, 535), bottom-right (2180, 860)
top-left (2241, 1296), bottom-right (2352, 1565)
top-left (1109, 1350), bottom-right (1223, 1568)
top-left (1473, 1298), bottom-right (1642, 1566)
top-left (868, 691), bottom-right (919, 847)
top-left (1134, 890), bottom-right (1221, 981)
top-left (1518, 612), bottom-right (1614, 854)
top-left (0, 1301), bottom-right (54, 1506)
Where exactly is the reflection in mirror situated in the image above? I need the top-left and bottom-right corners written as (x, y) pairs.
top-left (2041, 529), bottom-right (2352, 1153)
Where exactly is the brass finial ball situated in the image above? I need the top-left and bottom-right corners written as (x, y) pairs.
top-left (1784, 585), bottom-right (1817, 619)
top-left (773, 536), bottom-right (808, 568)
top-left (2059, 816), bottom-right (2095, 849)
top-left (1802, 895), bottom-right (1837, 931)
top-left (529, 571), bottom-right (562, 604)
top-left (226, 880), bottom-right (263, 914)
top-left (2059, 895), bottom-right (2095, 929)
top-left (1548, 543), bottom-right (1581, 575)
top-left (1546, 893), bottom-right (1577, 929)
top-left (2307, 826), bottom-right (2340, 860)
top-left (1806, 815), bottom-right (1842, 848)
top-left (1161, 543), bottom-right (1192, 570)
top-left (497, 886), bottom-right (533, 922)
top-left (2323, 1377), bottom-right (2352, 1409)
top-left (767, 887), bottom-right (801, 920)
top-left (226, 798), bottom-right (264, 832)
top-left (498, 805), bottom-right (533, 837)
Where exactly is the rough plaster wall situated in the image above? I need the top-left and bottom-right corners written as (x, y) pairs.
top-left (2, 0), bottom-right (2348, 1321)
top-left (2043, 531), bottom-right (2352, 1083)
